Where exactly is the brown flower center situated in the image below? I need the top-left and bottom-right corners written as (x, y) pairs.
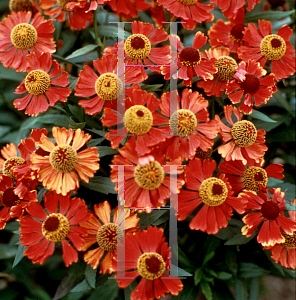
top-left (243, 166), bottom-right (268, 192)
top-left (25, 70), bottom-right (51, 95)
top-left (137, 252), bottom-right (166, 280)
top-left (49, 145), bottom-right (78, 173)
top-left (282, 231), bottom-right (296, 249)
top-left (9, 0), bottom-right (33, 12)
top-left (177, 0), bottom-right (198, 4)
top-left (179, 47), bottom-right (201, 67)
top-left (214, 56), bottom-right (237, 81)
top-left (3, 157), bottom-right (25, 179)
top-left (124, 34), bottom-right (151, 60)
top-left (239, 74), bottom-right (260, 94)
top-left (57, 0), bottom-right (73, 10)
top-left (134, 161), bottom-right (165, 190)
top-left (229, 24), bottom-right (246, 43)
top-left (95, 73), bottom-right (123, 101)
top-left (96, 223), bottom-right (124, 251)
top-left (195, 147), bottom-right (213, 160)
top-left (10, 23), bottom-right (37, 49)
top-left (170, 109), bottom-right (197, 135)
top-left (124, 105), bottom-right (153, 135)
top-left (260, 201), bottom-right (280, 220)
top-left (231, 120), bottom-right (257, 147)
top-left (199, 177), bottom-right (228, 206)
top-left (42, 213), bottom-right (70, 242)
top-left (260, 34), bottom-right (286, 61)
top-left (1, 188), bottom-right (21, 207)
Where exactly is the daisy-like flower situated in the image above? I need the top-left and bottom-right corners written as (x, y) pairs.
top-left (238, 20), bottom-right (296, 81)
top-left (150, 0), bottom-right (167, 28)
top-left (156, 0), bottom-right (214, 30)
top-left (110, 138), bottom-right (184, 211)
top-left (80, 201), bottom-right (139, 273)
top-left (112, 226), bottom-right (183, 299)
top-left (160, 33), bottom-right (217, 87)
top-left (240, 188), bottom-right (296, 247)
top-left (9, 0), bottom-right (40, 14)
top-left (226, 59), bottom-right (276, 114)
top-left (219, 158), bottom-right (284, 196)
top-left (30, 127), bottom-right (100, 196)
top-left (40, 0), bottom-right (92, 31)
top-left (178, 158), bottom-right (247, 234)
top-left (75, 55), bottom-right (146, 116)
top-left (196, 47), bottom-right (238, 97)
top-left (78, 0), bottom-right (108, 12)
top-left (0, 11), bottom-right (55, 72)
top-left (14, 52), bottom-right (71, 116)
top-left (106, 0), bottom-right (152, 18)
top-left (20, 192), bottom-right (91, 266)
top-left (158, 89), bottom-right (219, 161)
top-left (215, 105), bottom-right (268, 165)
top-left (102, 86), bottom-right (169, 155)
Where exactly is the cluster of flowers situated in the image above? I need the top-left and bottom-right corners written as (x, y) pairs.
top-left (0, 0), bottom-right (295, 299)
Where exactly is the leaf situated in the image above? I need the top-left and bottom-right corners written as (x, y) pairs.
top-left (215, 271), bottom-right (232, 280)
top-left (200, 280), bottom-right (213, 300)
top-left (250, 110), bottom-right (277, 123)
top-left (66, 44), bottom-right (98, 61)
top-left (81, 176), bottom-right (117, 195)
top-left (98, 146), bottom-right (118, 157)
top-left (96, 25), bottom-right (131, 39)
top-left (151, 210), bottom-right (169, 226)
top-left (273, 91), bottom-right (295, 117)
top-left (137, 209), bottom-right (168, 230)
top-left (12, 245), bottom-right (28, 268)
top-left (0, 244), bottom-right (17, 259)
top-left (87, 278), bottom-right (119, 300)
top-left (85, 264), bottom-right (97, 289)
top-left (239, 262), bottom-right (270, 278)
top-left (194, 268), bottom-right (203, 286)
top-left (213, 226), bottom-right (236, 240)
top-left (224, 231), bottom-right (256, 246)
top-left (87, 128), bottom-right (108, 137)
top-left (0, 63), bottom-right (26, 81)
top-left (71, 279), bottom-right (92, 293)
top-left (249, 278), bottom-right (260, 300)
top-left (171, 265), bottom-right (192, 277)
top-left (202, 251), bottom-right (215, 266)
top-left (140, 84), bottom-right (164, 93)
top-left (235, 279), bottom-right (248, 300)
top-left (87, 137), bottom-right (105, 147)
top-left (124, 279), bottom-right (138, 300)
top-left (245, 10), bottom-right (295, 22)
top-left (69, 117), bottom-right (86, 129)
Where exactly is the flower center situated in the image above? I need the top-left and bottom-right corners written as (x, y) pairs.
top-left (195, 147), bottom-right (213, 160)
top-left (176, 0), bottom-right (198, 4)
top-left (124, 105), bottom-right (153, 135)
top-left (9, 0), bottom-right (33, 12)
top-left (124, 34), bottom-right (151, 60)
top-left (243, 166), bottom-right (268, 192)
top-left (134, 161), bottom-right (165, 190)
top-left (260, 34), bottom-right (286, 61)
top-left (282, 231), bottom-right (296, 249)
top-left (10, 23), bottom-right (37, 49)
top-left (42, 213), bottom-right (70, 242)
top-left (214, 56), bottom-right (237, 81)
top-left (199, 177), bottom-right (228, 206)
top-left (57, 0), bottom-right (73, 10)
top-left (49, 145), bottom-right (78, 173)
top-left (260, 201), bottom-right (280, 220)
top-left (1, 188), bottom-right (20, 207)
top-left (95, 73), bottom-right (123, 101)
top-left (96, 223), bottom-right (124, 251)
top-left (231, 120), bottom-right (257, 147)
top-left (137, 252), bottom-right (166, 280)
top-left (3, 157), bottom-right (25, 179)
top-left (239, 74), bottom-right (260, 94)
top-left (229, 24), bottom-right (246, 43)
top-left (170, 109), bottom-right (197, 135)
top-left (25, 70), bottom-right (51, 95)
top-left (179, 47), bottom-right (201, 67)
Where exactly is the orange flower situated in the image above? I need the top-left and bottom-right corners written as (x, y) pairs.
top-left (30, 127), bottom-right (100, 196)
top-left (0, 11), bottom-right (55, 72)
top-left (9, 0), bottom-right (40, 14)
top-left (80, 201), bottom-right (139, 273)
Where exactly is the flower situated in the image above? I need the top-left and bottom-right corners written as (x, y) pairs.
top-left (238, 20), bottom-right (296, 81)
top-left (40, 0), bottom-right (93, 31)
top-left (106, 0), bottom-right (152, 18)
top-left (240, 188), bottom-right (296, 246)
top-left (80, 201), bottom-right (139, 273)
top-left (76, 55), bottom-right (146, 115)
top-left (20, 192), bottom-right (91, 266)
top-left (30, 127), bottom-right (100, 196)
top-left (112, 226), bottom-right (183, 300)
top-left (215, 105), bottom-right (268, 164)
top-left (218, 158), bottom-right (284, 196)
top-left (156, 0), bottom-right (214, 30)
top-left (14, 52), bottom-right (71, 116)
top-left (178, 158), bottom-right (247, 234)
top-left (9, 0), bottom-right (40, 14)
top-left (0, 11), bottom-right (55, 72)
top-left (110, 138), bottom-right (184, 211)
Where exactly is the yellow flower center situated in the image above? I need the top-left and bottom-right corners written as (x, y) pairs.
top-left (231, 120), bottom-right (257, 147)
top-left (260, 34), bottom-right (286, 61)
top-left (57, 0), bottom-right (73, 10)
top-left (177, 0), bottom-right (198, 5)
top-left (9, 0), bottom-right (33, 12)
top-left (282, 231), bottom-right (296, 249)
top-left (95, 73), bottom-right (123, 101)
top-left (49, 145), bottom-right (78, 173)
top-left (96, 223), bottom-right (124, 251)
top-left (170, 109), bottom-right (197, 136)
top-left (214, 56), bottom-right (237, 81)
top-left (3, 157), bottom-right (25, 179)
top-left (137, 252), bottom-right (166, 280)
top-left (124, 34), bottom-right (151, 60)
top-left (195, 147), bottom-right (213, 160)
top-left (124, 105), bottom-right (153, 135)
top-left (1, 188), bottom-right (21, 208)
top-left (25, 70), bottom-right (51, 95)
top-left (10, 23), bottom-right (37, 49)
top-left (199, 177), bottom-right (228, 206)
top-left (179, 47), bottom-right (201, 67)
top-left (243, 166), bottom-right (268, 193)
top-left (134, 161), bottom-right (165, 190)
top-left (42, 213), bottom-right (70, 242)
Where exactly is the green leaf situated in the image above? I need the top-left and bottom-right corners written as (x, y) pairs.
top-left (171, 266), bottom-right (192, 277)
top-left (96, 25), bottom-right (131, 39)
top-left (245, 10), bottom-right (295, 22)
top-left (224, 232), bottom-right (256, 246)
top-left (140, 84), bottom-right (164, 93)
top-left (81, 176), bottom-right (117, 194)
top-left (69, 117), bottom-right (86, 129)
top-left (239, 262), bottom-right (270, 278)
top-left (85, 264), bottom-right (97, 289)
top-left (194, 268), bottom-right (203, 286)
top-left (235, 279), bottom-right (248, 300)
top-left (0, 244), bottom-right (17, 259)
top-left (87, 137), bottom-right (105, 147)
top-left (216, 271), bottom-right (232, 280)
top-left (71, 279), bottom-right (92, 293)
top-left (0, 63), bottom-right (26, 81)
top-left (273, 91), bottom-right (295, 117)
top-left (249, 278), bottom-right (260, 300)
top-left (66, 44), bottom-right (98, 61)
top-left (124, 279), bottom-right (137, 300)
top-left (137, 209), bottom-right (168, 230)
top-left (200, 280), bottom-right (213, 300)
top-left (87, 278), bottom-right (119, 300)
top-left (151, 210), bottom-right (169, 226)
top-left (285, 199), bottom-right (296, 211)
top-left (202, 251), bottom-right (215, 266)
top-left (98, 146), bottom-right (118, 157)
top-left (213, 226), bottom-right (236, 240)
top-left (12, 245), bottom-right (28, 268)
top-left (250, 110), bottom-right (277, 123)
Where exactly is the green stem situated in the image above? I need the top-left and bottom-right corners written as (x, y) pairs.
top-left (93, 10), bottom-right (99, 46)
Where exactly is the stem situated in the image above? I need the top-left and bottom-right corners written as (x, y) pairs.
top-left (52, 54), bottom-right (82, 69)
top-left (93, 10), bottom-right (99, 46)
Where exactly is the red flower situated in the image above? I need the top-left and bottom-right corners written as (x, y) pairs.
top-left (215, 105), bottom-right (268, 164)
top-left (0, 11), bottom-right (55, 72)
top-left (178, 158), bottom-right (247, 234)
top-left (9, 0), bottom-right (40, 15)
top-left (150, 0), bottom-right (167, 28)
top-left (14, 52), bottom-right (71, 116)
top-left (112, 226), bottom-right (183, 299)
top-left (238, 20), bottom-right (295, 81)
top-left (156, 0), bottom-right (214, 30)
top-left (106, 0), bottom-right (152, 18)
top-left (78, 0), bottom-right (108, 11)
top-left (240, 188), bottom-right (296, 246)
